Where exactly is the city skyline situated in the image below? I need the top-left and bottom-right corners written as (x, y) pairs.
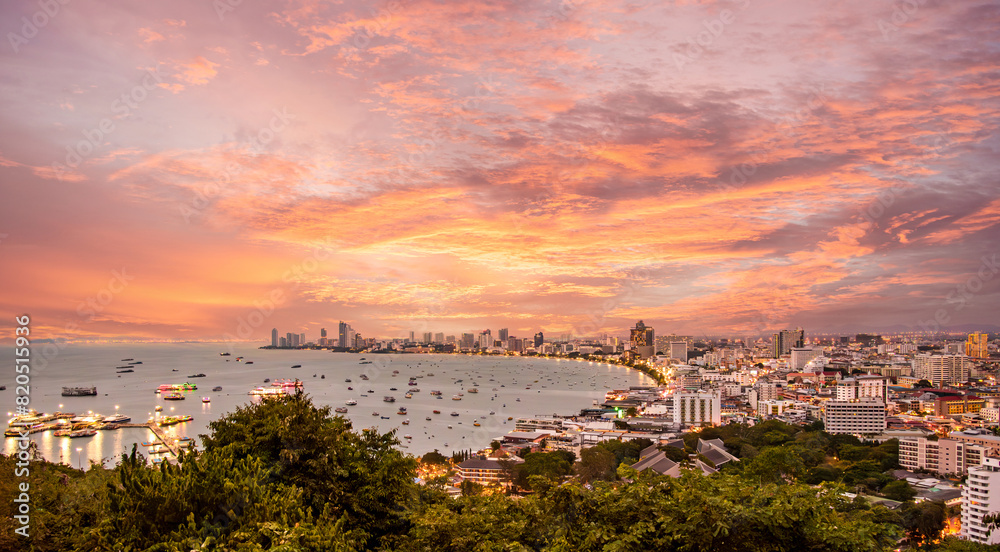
top-left (1, 1), bottom-right (999, 343)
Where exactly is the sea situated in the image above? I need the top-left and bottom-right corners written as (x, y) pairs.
top-left (1, 343), bottom-right (651, 467)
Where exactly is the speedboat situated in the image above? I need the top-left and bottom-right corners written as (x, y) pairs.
top-left (202, 397), bottom-right (211, 403)
top-left (346, 399), bottom-right (357, 406)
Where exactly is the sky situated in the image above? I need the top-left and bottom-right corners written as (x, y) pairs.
top-left (0, 0), bottom-right (998, 343)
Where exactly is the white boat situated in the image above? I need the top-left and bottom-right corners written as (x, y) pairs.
top-left (346, 399), bottom-right (358, 406)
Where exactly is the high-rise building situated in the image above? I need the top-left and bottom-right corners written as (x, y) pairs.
top-left (338, 321), bottom-right (350, 348)
top-left (836, 375), bottom-right (888, 403)
top-left (271, 328), bottom-right (278, 348)
top-left (279, 336), bottom-right (287, 348)
top-left (630, 321), bottom-right (655, 359)
top-left (771, 328), bottom-right (804, 358)
top-left (962, 456), bottom-right (1000, 544)
top-left (912, 354), bottom-right (969, 387)
top-left (790, 347), bottom-right (823, 371)
top-left (423, 332), bottom-right (433, 344)
top-left (300, 333), bottom-right (305, 345)
top-left (478, 330), bottom-right (492, 349)
top-left (669, 341), bottom-right (687, 363)
top-left (286, 332), bottom-right (294, 348)
top-left (823, 398), bottom-right (886, 435)
top-left (673, 391), bottom-right (721, 427)
top-left (461, 333), bottom-right (475, 349)
top-left (320, 328), bottom-right (327, 338)
top-left (533, 332), bottom-right (544, 347)
top-left (498, 328), bottom-right (509, 342)
top-left (433, 332), bottom-right (444, 344)
top-left (967, 332), bottom-right (989, 359)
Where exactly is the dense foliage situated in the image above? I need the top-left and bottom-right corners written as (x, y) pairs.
top-left (2, 395), bottom-right (999, 551)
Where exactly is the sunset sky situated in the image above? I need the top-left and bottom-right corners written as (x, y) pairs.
top-left (1, 0), bottom-right (998, 342)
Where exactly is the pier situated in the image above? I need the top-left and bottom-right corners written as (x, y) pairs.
top-left (145, 422), bottom-right (182, 457)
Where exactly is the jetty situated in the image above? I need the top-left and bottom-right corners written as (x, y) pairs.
top-left (145, 422), bottom-right (183, 457)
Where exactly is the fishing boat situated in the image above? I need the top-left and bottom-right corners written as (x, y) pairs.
top-left (397, 407), bottom-right (407, 415)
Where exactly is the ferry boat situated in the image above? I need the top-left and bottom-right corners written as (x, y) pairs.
top-left (346, 399), bottom-right (358, 406)
top-left (248, 379), bottom-right (303, 396)
top-left (103, 414), bottom-right (131, 424)
top-left (61, 386), bottom-right (97, 397)
top-left (158, 415), bottom-right (193, 427)
top-left (157, 383), bottom-right (198, 392)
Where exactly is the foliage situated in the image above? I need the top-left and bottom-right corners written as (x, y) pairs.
top-left (880, 480), bottom-right (917, 503)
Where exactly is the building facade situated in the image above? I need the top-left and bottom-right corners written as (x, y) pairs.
top-left (961, 456), bottom-right (1000, 544)
top-left (822, 398), bottom-right (886, 435)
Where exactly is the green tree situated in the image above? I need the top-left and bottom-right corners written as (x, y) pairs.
top-left (900, 500), bottom-right (946, 546)
top-left (881, 480), bottom-right (917, 502)
top-left (575, 446), bottom-right (617, 483)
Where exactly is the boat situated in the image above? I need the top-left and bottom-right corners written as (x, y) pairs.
top-left (69, 429), bottom-right (97, 438)
top-left (360, 361), bottom-right (372, 365)
top-left (245, 361), bottom-right (254, 364)
top-left (219, 353), bottom-right (230, 356)
top-left (468, 388), bottom-right (479, 393)
top-left (129, 361), bottom-right (143, 365)
top-left (163, 392), bottom-right (185, 400)
top-left (61, 387), bottom-right (97, 397)
top-left (404, 393), bottom-right (413, 399)
top-left (103, 414), bottom-right (131, 423)
top-left (291, 365), bottom-right (302, 368)
top-left (360, 375), bottom-right (370, 380)
top-left (264, 378), bottom-right (270, 383)
top-left (408, 380), bottom-right (418, 386)
top-left (402, 419), bottom-right (410, 425)
top-left (404, 434), bottom-right (412, 439)
top-left (321, 375), bottom-right (325, 379)
top-left (427, 373), bottom-right (434, 376)
top-left (383, 396), bottom-right (396, 403)
top-left (508, 417), bottom-right (513, 421)
top-left (372, 412), bottom-right (380, 416)
top-left (430, 391), bottom-right (442, 396)
top-left (188, 373), bottom-right (206, 378)
top-left (122, 358), bottom-right (134, 361)
top-left (473, 422), bottom-right (481, 427)
top-left (452, 395), bottom-right (462, 401)
top-left (397, 407), bottom-right (407, 415)
top-left (450, 412), bottom-right (459, 417)
top-left (202, 397), bottom-right (211, 403)
top-left (335, 407), bottom-right (349, 413)
top-left (425, 417), bottom-right (432, 421)
top-left (345, 378), bottom-right (352, 382)
top-left (116, 366), bottom-right (132, 369)
top-left (380, 416), bottom-right (391, 419)
top-left (141, 441), bottom-right (156, 446)
top-left (212, 386), bottom-right (222, 392)
top-left (116, 369), bottom-right (134, 373)
top-left (433, 410), bottom-right (441, 414)
top-left (157, 383), bottom-right (198, 391)
top-left (389, 387), bottom-right (398, 391)
top-left (346, 399), bottom-right (357, 406)
top-left (155, 405), bottom-right (163, 412)
top-left (158, 415), bottom-right (193, 427)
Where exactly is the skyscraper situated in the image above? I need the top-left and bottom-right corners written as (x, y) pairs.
top-left (630, 320), bottom-right (655, 359)
top-left (271, 328), bottom-right (278, 348)
top-left (912, 354), bottom-right (969, 387)
top-left (669, 341), bottom-right (687, 363)
top-left (771, 328), bottom-right (804, 358)
top-left (498, 328), bottom-right (508, 342)
top-left (338, 321), bottom-right (351, 348)
top-left (533, 332), bottom-right (544, 347)
top-left (966, 332), bottom-right (989, 358)
top-left (321, 328), bottom-right (327, 338)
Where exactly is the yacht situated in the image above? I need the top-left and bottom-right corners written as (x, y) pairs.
top-left (346, 399), bottom-right (358, 406)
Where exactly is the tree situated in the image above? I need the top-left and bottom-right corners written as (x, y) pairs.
top-left (576, 446), bottom-right (617, 483)
top-left (881, 480), bottom-right (917, 502)
top-left (422, 449), bottom-right (450, 465)
top-left (512, 451), bottom-right (574, 489)
top-left (914, 379), bottom-right (933, 388)
top-left (900, 500), bottom-right (947, 546)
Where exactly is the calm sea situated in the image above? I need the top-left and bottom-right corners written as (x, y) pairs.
top-left (1, 343), bottom-right (651, 467)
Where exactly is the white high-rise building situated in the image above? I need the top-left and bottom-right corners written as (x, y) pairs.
top-left (823, 397), bottom-right (886, 435)
top-left (962, 456), bottom-right (1000, 544)
top-left (669, 341), bottom-right (688, 363)
top-left (912, 354), bottom-right (969, 387)
top-left (836, 375), bottom-right (888, 402)
top-left (790, 347), bottom-right (823, 371)
top-left (672, 391), bottom-right (721, 427)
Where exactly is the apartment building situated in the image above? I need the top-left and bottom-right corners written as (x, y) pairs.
top-left (898, 436), bottom-right (985, 476)
top-left (961, 456), bottom-right (1000, 544)
top-left (822, 397), bottom-right (886, 435)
